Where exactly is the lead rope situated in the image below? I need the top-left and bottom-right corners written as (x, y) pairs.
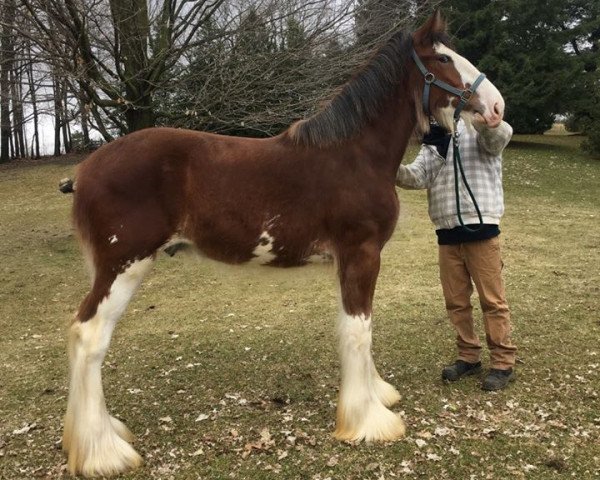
top-left (452, 119), bottom-right (484, 232)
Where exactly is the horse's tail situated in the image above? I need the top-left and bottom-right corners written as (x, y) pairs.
top-left (59, 178), bottom-right (76, 194)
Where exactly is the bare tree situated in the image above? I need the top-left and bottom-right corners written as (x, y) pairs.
top-left (164, 0), bottom-right (438, 136)
top-left (3, 0), bottom-right (440, 158)
top-left (20, 0), bottom-right (230, 133)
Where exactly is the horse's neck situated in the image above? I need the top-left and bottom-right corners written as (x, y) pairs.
top-left (357, 97), bottom-right (417, 178)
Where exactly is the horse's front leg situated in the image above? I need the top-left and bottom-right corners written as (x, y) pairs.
top-left (334, 241), bottom-right (405, 442)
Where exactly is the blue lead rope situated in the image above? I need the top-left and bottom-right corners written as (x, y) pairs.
top-left (452, 120), bottom-right (484, 232)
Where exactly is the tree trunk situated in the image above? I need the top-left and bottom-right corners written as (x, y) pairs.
top-left (12, 127), bottom-right (20, 158)
top-left (124, 94), bottom-right (155, 132)
top-left (78, 91), bottom-right (91, 149)
top-left (62, 80), bottom-right (72, 153)
top-left (0, 0), bottom-right (15, 163)
top-left (26, 44), bottom-right (40, 158)
top-left (66, 120), bottom-right (73, 152)
top-left (109, 0), bottom-right (155, 132)
top-left (11, 64), bottom-right (26, 158)
top-left (53, 77), bottom-right (62, 156)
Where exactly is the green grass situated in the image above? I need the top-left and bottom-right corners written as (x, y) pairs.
top-left (0, 136), bottom-right (599, 479)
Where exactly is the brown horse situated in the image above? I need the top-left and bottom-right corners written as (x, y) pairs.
top-left (62, 11), bottom-right (504, 477)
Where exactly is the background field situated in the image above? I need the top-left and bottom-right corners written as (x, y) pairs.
top-left (0, 134), bottom-right (598, 479)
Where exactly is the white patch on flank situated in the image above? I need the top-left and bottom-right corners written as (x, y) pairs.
top-left (434, 43), bottom-right (504, 126)
top-left (334, 311), bottom-right (405, 442)
top-left (251, 231), bottom-right (277, 264)
top-left (109, 234), bottom-right (118, 245)
top-left (64, 257), bottom-right (154, 476)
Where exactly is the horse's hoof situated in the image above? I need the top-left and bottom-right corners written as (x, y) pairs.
top-left (65, 417), bottom-right (142, 477)
top-left (334, 401), bottom-right (406, 442)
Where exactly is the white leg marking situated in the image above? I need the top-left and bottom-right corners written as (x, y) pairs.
top-left (334, 311), bottom-right (405, 442)
top-left (64, 257), bottom-right (153, 477)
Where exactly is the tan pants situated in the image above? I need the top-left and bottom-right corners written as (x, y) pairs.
top-left (438, 236), bottom-right (516, 370)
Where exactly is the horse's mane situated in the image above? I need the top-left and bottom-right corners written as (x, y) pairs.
top-left (287, 30), bottom-right (414, 147)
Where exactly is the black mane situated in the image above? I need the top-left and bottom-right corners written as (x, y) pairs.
top-left (289, 30), bottom-right (414, 147)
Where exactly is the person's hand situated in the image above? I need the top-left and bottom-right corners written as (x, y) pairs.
top-left (422, 124), bottom-right (451, 158)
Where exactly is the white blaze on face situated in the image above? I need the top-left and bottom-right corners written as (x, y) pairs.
top-left (434, 43), bottom-right (505, 127)
top-left (251, 231), bottom-right (277, 264)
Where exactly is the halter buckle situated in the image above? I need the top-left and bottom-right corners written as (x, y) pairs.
top-left (460, 89), bottom-right (473, 102)
top-left (424, 72), bottom-right (435, 84)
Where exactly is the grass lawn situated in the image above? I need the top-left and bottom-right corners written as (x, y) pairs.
top-left (0, 134), bottom-right (598, 479)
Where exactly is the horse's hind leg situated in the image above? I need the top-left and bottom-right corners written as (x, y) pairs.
top-left (63, 256), bottom-right (154, 477)
top-left (334, 242), bottom-right (405, 442)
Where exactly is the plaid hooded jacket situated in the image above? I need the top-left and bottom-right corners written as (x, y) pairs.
top-left (397, 120), bottom-right (513, 230)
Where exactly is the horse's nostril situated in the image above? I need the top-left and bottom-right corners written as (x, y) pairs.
top-left (493, 102), bottom-right (502, 116)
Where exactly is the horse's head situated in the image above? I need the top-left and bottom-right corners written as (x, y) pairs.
top-left (411, 11), bottom-right (504, 132)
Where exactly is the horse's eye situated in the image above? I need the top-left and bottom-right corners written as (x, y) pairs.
top-left (438, 55), bottom-right (451, 64)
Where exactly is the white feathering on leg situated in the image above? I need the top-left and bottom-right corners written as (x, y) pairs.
top-left (334, 311), bottom-right (405, 442)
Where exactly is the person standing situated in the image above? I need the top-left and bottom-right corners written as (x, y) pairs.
top-left (396, 118), bottom-right (517, 391)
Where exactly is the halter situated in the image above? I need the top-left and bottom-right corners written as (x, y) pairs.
top-left (410, 49), bottom-right (486, 121)
top-left (411, 49), bottom-right (487, 232)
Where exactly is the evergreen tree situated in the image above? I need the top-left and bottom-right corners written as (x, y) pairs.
top-left (562, 0), bottom-right (600, 155)
top-left (235, 8), bottom-right (275, 57)
top-left (445, 0), bottom-right (577, 134)
top-left (284, 17), bottom-right (306, 51)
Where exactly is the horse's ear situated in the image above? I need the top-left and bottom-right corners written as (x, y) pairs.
top-left (413, 9), bottom-right (447, 47)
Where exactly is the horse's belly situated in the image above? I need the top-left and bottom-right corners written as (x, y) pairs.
top-left (170, 222), bottom-right (332, 268)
